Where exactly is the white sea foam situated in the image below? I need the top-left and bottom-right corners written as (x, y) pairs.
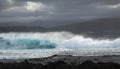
top-left (59, 36), bottom-right (120, 48)
top-left (0, 32), bottom-right (120, 49)
top-left (0, 32), bottom-right (120, 59)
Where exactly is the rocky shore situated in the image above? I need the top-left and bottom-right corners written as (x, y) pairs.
top-left (0, 55), bottom-right (120, 69)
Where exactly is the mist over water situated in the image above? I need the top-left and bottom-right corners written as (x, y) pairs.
top-left (0, 32), bottom-right (120, 59)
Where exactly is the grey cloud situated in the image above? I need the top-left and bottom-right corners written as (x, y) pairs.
top-left (0, 0), bottom-right (120, 24)
top-left (0, 0), bottom-right (13, 11)
top-left (14, 0), bottom-right (120, 5)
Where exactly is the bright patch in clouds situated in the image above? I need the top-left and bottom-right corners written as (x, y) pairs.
top-left (7, 0), bottom-right (14, 4)
top-left (4, 1), bottom-right (46, 12)
top-left (99, 4), bottom-right (120, 9)
top-left (25, 2), bottom-right (45, 12)
top-left (105, 4), bottom-right (120, 8)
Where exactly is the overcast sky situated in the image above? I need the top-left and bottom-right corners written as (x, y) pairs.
top-left (0, 0), bottom-right (120, 27)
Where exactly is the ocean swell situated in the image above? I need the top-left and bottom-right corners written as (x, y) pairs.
top-left (0, 38), bottom-right (56, 49)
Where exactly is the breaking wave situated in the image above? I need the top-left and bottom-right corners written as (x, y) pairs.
top-left (0, 32), bottom-right (120, 50)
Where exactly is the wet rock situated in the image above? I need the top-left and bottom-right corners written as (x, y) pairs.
top-left (78, 60), bottom-right (120, 69)
top-left (97, 62), bottom-right (120, 69)
top-left (79, 60), bottom-right (97, 69)
top-left (1, 59), bottom-right (120, 69)
top-left (32, 63), bottom-right (43, 69)
top-left (42, 61), bottom-right (66, 69)
top-left (56, 64), bottom-right (79, 69)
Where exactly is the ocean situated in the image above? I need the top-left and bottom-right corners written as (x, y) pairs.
top-left (0, 32), bottom-right (120, 59)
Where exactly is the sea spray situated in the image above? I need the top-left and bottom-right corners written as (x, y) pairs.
top-left (0, 32), bottom-right (120, 59)
top-left (0, 32), bottom-right (120, 50)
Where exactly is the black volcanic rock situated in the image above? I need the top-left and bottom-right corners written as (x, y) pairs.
top-left (78, 60), bottom-right (120, 69)
top-left (56, 64), bottom-right (79, 69)
top-left (42, 61), bottom-right (66, 69)
top-left (97, 62), bottom-right (120, 69)
top-left (0, 60), bottom-right (120, 69)
top-left (79, 60), bottom-right (97, 69)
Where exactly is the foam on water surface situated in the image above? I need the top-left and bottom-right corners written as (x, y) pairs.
top-left (0, 32), bottom-right (120, 59)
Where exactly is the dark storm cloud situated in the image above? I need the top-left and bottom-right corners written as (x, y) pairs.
top-left (0, 0), bottom-right (13, 11)
top-left (0, 0), bottom-right (120, 25)
top-left (14, 0), bottom-right (120, 6)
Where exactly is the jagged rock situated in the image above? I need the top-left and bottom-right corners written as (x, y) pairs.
top-left (0, 60), bottom-right (120, 69)
top-left (79, 60), bottom-right (97, 69)
top-left (56, 64), bottom-right (79, 69)
top-left (42, 61), bottom-right (66, 69)
top-left (97, 62), bottom-right (120, 69)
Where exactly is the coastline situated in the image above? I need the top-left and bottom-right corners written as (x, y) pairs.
top-left (0, 55), bottom-right (120, 69)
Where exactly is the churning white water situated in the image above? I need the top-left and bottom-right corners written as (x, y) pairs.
top-left (0, 32), bottom-right (120, 59)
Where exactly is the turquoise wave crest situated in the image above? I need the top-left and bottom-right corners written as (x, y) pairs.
top-left (0, 38), bottom-right (57, 49)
